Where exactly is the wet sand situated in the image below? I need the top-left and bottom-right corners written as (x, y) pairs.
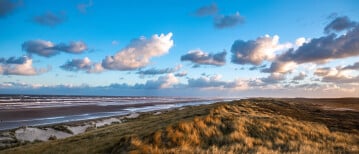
top-left (0, 99), bottom-right (226, 130)
top-left (0, 103), bottom-right (155, 121)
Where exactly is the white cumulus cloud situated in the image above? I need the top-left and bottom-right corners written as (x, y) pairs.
top-left (231, 35), bottom-right (292, 65)
top-left (102, 33), bottom-right (174, 70)
top-left (0, 57), bottom-right (49, 75)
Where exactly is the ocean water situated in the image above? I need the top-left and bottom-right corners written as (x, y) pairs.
top-left (0, 95), bottom-right (234, 130)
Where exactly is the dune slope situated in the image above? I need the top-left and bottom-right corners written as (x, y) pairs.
top-left (1, 98), bottom-right (358, 153)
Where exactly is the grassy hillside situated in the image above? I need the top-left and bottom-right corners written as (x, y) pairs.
top-left (1, 98), bottom-right (358, 153)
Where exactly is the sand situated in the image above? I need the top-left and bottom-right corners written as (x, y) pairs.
top-left (13, 117), bottom-right (123, 142)
top-left (94, 118), bottom-right (121, 128)
top-left (153, 112), bottom-right (162, 115)
top-left (0, 113), bottom-right (135, 148)
top-left (66, 125), bottom-right (91, 135)
top-left (126, 113), bottom-right (140, 119)
top-left (15, 127), bottom-right (72, 142)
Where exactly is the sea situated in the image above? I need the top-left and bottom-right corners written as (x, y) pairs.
top-left (0, 95), bottom-right (235, 130)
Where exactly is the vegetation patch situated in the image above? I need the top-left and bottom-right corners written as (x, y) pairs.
top-left (1, 98), bottom-right (358, 154)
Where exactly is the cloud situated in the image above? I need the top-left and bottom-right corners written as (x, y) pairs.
top-left (175, 71), bottom-right (187, 77)
top-left (260, 73), bottom-right (285, 84)
top-left (193, 3), bottom-right (218, 16)
top-left (342, 62), bottom-right (359, 70)
top-left (249, 64), bottom-right (266, 71)
top-left (314, 67), bottom-right (338, 77)
top-left (111, 40), bottom-right (119, 45)
top-left (293, 72), bottom-right (307, 80)
top-left (0, 82), bottom-right (37, 89)
top-left (214, 12), bottom-right (245, 29)
top-left (22, 40), bottom-right (57, 57)
top-left (263, 16), bottom-right (359, 74)
top-left (0, 0), bottom-right (21, 18)
top-left (77, 0), bottom-right (93, 14)
top-left (187, 74), bottom-right (248, 90)
top-left (0, 56), bottom-right (50, 75)
top-left (53, 41), bottom-right (87, 53)
top-left (277, 17), bottom-right (359, 65)
top-left (314, 67), bottom-right (359, 84)
top-left (324, 16), bottom-right (357, 34)
top-left (141, 73), bottom-right (179, 89)
top-left (2, 80), bottom-right (355, 97)
top-left (231, 35), bottom-right (291, 65)
top-left (32, 12), bottom-right (67, 27)
top-left (137, 64), bottom-right (181, 76)
top-left (261, 61), bottom-right (297, 73)
top-left (187, 75), bottom-right (226, 88)
top-left (60, 57), bottom-right (103, 73)
top-left (295, 83), bottom-right (321, 91)
top-left (60, 57), bottom-right (91, 72)
top-left (181, 49), bottom-right (226, 66)
top-left (295, 37), bottom-right (309, 47)
top-left (109, 74), bottom-right (179, 89)
top-left (0, 56), bottom-right (27, 64)
top-left (22, 40), bottom-right (87, 57)
top-left (87, 63), bottom-right (104, 73)
top-left (102, 32), bottom-right (174, 70)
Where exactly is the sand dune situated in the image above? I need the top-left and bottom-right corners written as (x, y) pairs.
top-left (1, 98), bottom-right (358, 153)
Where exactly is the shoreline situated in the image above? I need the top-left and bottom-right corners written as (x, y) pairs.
top-left (0, 99), bottom-right (230, 131)
top-left (0, 103), bottom-right (201, 150)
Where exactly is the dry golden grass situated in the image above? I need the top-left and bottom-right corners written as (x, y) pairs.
top-left (1, 98), bottom-right (358, 154)
top-left (112, 102), bottom-right (358, 153)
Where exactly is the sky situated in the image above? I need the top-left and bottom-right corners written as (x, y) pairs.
top-left (0, 0), bottom-right (358, 97)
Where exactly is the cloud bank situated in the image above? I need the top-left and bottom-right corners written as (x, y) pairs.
top-left (187, 74), bottom-right (248, 90)
top-left (236, 16), bottom-right (359, 75)
top-left (109, 73), bottom-right (179, 89)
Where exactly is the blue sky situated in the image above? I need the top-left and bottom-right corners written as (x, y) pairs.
top-left (0, 0), bottom-right (358, 97)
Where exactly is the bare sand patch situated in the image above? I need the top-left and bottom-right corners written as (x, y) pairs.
top-left (153, 112), bottom-right (162, 115)
top-left (95, 118), bottom-right (121, 128)
top-left (15, 127), bottom-right (72, 142)
top-left (66, 125), bottom-right (91, 135)
top-left (126, 113), bottom-right (140, 119)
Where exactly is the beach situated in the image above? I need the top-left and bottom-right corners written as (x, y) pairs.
top-left (0, 95), bottom-right (231, 130)
top-left (0, 95), bottom-right (234, 150)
